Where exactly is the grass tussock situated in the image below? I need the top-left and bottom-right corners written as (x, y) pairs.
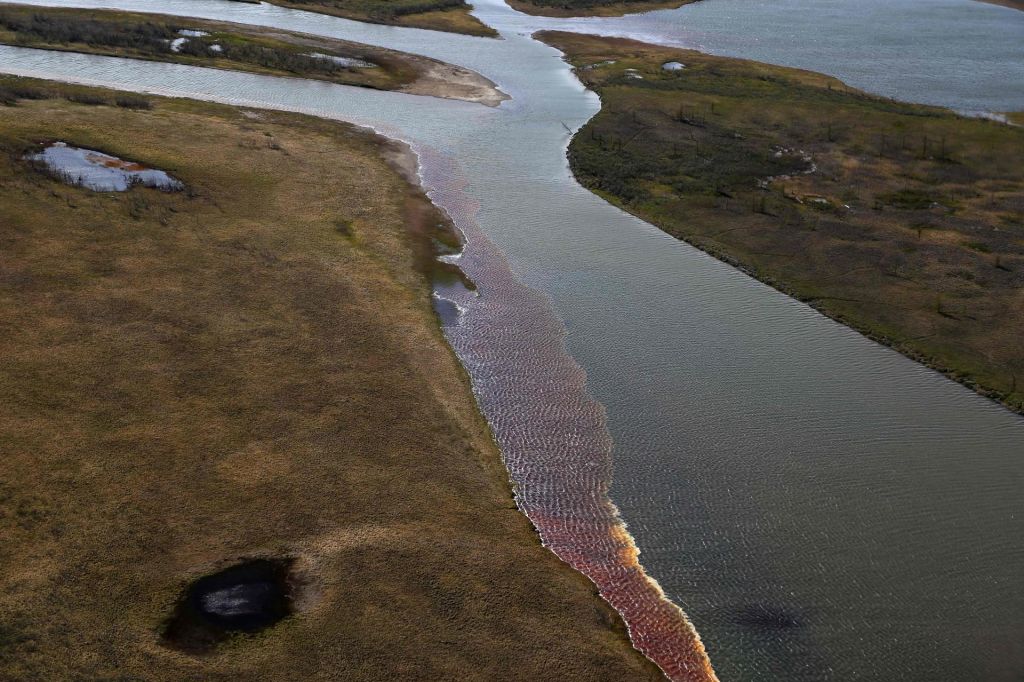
top-left (540, 31), bottom-right (1024, 413)
top-left (0, 76), bottom-right (659, 681)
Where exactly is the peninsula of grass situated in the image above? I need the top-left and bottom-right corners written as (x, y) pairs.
top-left (0, 7), bottom-right (505, 104)
top-left (977, 0), bottom-right (1024, 11)
top-left (227, 0), bottom-right (496, 36)
top-left (508, 0), bottom-right (695, 17)
top-left (0, 76), bottom-right (659, 680)
top-left (540, 31), bottom-right (1024, 414)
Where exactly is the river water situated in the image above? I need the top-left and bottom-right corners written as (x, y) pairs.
top-left (2, 0), bottom-right (1023, 679)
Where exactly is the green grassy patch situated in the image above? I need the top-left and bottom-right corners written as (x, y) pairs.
top-left (227, 0), bottom-right (497, 35)
top-left (540, 31), bottom-right (1024, 413)
top-left (0, 6), bottom-right (420, 91)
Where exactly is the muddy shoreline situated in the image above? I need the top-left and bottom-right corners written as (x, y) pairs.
top-left (249, 25), bottom-right (509, 106)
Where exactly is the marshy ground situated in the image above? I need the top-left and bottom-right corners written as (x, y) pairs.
top-left (0, 77), bottom-right (659, 681)
top-left (541, 31), bottom-right (1024, 414)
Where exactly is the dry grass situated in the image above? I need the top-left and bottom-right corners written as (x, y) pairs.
top-left (0, 77), bottom-right (659, 681)
top-left (541, 31), bottom-right (1024, 413)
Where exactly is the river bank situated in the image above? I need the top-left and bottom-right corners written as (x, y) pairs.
top-left (540, 30), bottom-right (1024, 416)
top-left (977, 0), bottom-right (1023, 10)
top-left (227, 0), bottom-right (496, 36)
top-left (0, 75), bottom-right (656, 681)
top-left (506, 0), bottom-right (696, 18)
top-left (0, 6), bottom-right (507, 105)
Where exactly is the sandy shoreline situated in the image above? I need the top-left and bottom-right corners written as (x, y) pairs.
top-left (251, 26), bottom-right (509, 106)
top-left (400, 58), bottom-right (509, 107)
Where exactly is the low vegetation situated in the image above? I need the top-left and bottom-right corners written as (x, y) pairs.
top-left (977, 0), bottom-right (1024, 10)
top-left (227, 0), bottom-right (497, 36)
top-left (0, 76), bottom-right (659, 680)
top-left (541, 31), bottom-right (1024, 413)
top-left (508, 0), bottom-right (696, 18)
top-left (0, 6), bottom-right (419, 91)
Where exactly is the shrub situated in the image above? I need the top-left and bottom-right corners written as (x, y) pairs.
top-left (115, 95), bottom-right (152, 110)
top-left (5, 83), bottom-right (48, 100)
top-left (65, 92), bottom-right (107, 106)
top-left (878, 189), bottom-right (938, 210)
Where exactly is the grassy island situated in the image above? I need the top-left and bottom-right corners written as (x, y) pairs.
top-left (226, 0), bottom-right (496, 36)
top-left (540, 31), bottom-right (1024, 414)
top-left (0, 7), bottom-right (505, 105)
top-left (0, 76), bottom-right (659, 680)
top-left (508, 0), bottom-right (696, 18)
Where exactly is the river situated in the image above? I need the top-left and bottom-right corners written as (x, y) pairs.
top-left (1, 0), bottom-right (1022, 679)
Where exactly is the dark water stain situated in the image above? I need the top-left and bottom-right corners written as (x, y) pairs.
top-left (432, 269), bottom-right (474, 328)
top-left (162, 558), bottom-right (294, 653)
top-left (433, 295), bottom-right (462, 327)
top-left (733, 604), bottom-right (804, 632)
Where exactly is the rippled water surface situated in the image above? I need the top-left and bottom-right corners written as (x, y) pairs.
top-left (2, 0), bottom-right (1023, 679)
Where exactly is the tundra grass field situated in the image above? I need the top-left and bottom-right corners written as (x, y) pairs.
top-left (541, 31), bottom-right (1024, 413)
top-left (0, 77), bottom-right (659, 681)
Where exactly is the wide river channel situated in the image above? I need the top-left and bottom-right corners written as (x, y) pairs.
top-left (2, 0), bottom-right (1023, 679)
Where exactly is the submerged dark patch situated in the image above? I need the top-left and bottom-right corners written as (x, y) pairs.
top-left (433, 295), bottom-right (462, 327)
top-left (732, 604), bottom-right (803, 632)
top-left (162, 558), bottom-right (294, 653)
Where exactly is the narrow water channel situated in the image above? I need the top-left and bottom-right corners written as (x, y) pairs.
top-left (2, 0), bottom-right (1022, 679)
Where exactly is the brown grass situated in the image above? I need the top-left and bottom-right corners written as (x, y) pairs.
top-left (540, 31), bottom-right (1024, 414)
top-left (0, 77), bottom-right (660, 680)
